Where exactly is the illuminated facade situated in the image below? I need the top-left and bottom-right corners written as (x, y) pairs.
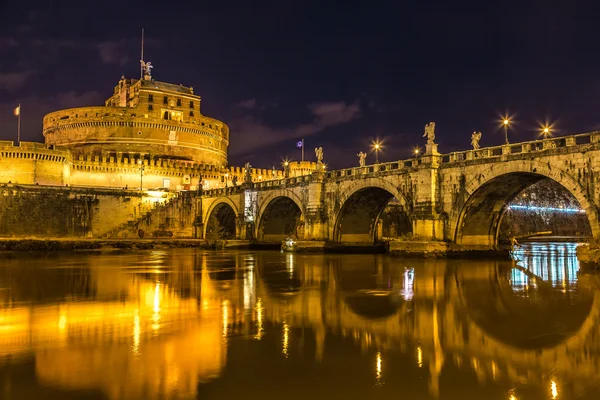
top-left (44, 75), bottom-right (229, 166)
top-left (0, 69), bottom-right (284, 191)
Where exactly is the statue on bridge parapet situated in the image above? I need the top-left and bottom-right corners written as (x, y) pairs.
top-left (471, 131), bottom-right (482, 150)
top-left (315, 147), bottom-right (323, 164)
top-left (423, 122), bottom-right (436, 144)
top-left (232, 175), bottom-right (238, 187)
top-left (357, 151), bottom-right (367, 167)
top-left (244, 162), bottom-right (252, 183)
top-left (423, 121), bottom-right (439, 155)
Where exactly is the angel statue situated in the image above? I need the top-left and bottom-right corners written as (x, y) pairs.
top-left (423, 122), bottom-right (436, 144)
top-left (140, 60), bottom-right (153, 77)
top-left (244, 162), bottom-right (252, 182)
top-left (315, 147), bottom-right (323, 163)
top-left (471, 131), bottom-right (482, 150)
top-left (357, 151), bottom-right (367, 167)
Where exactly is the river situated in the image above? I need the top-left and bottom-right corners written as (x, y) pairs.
top-left (0, 242), bottom-right (598, 399)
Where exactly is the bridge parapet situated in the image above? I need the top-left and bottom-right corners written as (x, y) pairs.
top-left (441, 132), bottom-right (598, 164)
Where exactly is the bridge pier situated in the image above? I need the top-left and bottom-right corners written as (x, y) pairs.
top-left (412, 151), bottom-right (445, 241)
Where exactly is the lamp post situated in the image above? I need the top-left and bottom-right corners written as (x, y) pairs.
top-left (542, 126), bottom-right (551, 139)
top-left (414, 147), bottom-right (420, 157)
top-left (503, 118), bottom-right (510, 144)
top-left (283, 161), bottom-right (289, 178)
top-left (138, 159), bottom-right (145, 190)
top-left (372, 141), bottom-right (382, 164)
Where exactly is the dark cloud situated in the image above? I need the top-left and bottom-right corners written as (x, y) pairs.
top-left (0, 70), bottom-right (35, 92)
top-left (97, 40), bottom-right (130, 65)
top-left (228, 100), bottom-right (361, 157)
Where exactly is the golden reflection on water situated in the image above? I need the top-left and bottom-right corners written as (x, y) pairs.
top-left (0, 243), bottom-right (598, 399)
top-left (551, 379), bottom-right (558, 399)
top-left (282, 321), bottom-right (289, 358)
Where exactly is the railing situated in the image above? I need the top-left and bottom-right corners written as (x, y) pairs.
top-left (200, 131), bottom-right (600, 197)
top-left (440, 131), bottom-right (597, 164)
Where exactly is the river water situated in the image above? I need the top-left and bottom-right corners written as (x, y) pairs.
top-left (0, 242), bottom-right (598, 399)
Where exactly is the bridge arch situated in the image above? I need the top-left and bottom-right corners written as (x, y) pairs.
top-left (334, 178), bottom-right (412, 243)
top-left (450, 160), bottom-right (600, 248)
top-left (204, 198), bottom-right (239, 239)
top-left (256, 190), bottom-right (305, 241)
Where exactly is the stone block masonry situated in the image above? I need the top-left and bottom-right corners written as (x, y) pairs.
top-left (0, 184), bottom-right (176, 239)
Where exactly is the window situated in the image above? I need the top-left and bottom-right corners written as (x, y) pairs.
top-left (176, 98), bottom-right (182, 107)
top-left (148, 94), bottom-right (154, 102)
top-left (189, 111), bottom-right (194, 117)
top-left (162, 109), bottom-right (183, 122)
top-left (163, 96), bottom-right (168, 104)
top-left (148, 104), bottom-right (153, 111)
top-left (189, 101), bottom-right (194, 109)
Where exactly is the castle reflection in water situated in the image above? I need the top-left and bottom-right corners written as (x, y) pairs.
top-left (0, 243), bottom-right (599, 399)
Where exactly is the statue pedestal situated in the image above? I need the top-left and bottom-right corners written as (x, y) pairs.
top-left (425, 143), bottom-right (439, 155)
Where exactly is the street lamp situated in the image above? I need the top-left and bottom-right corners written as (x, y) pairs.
top-left (542, 126), bottom-right (551, 139)
top-left (283, 160), bottom-right (290, 178)
top-left (413, 147), bottom-right (420, 157)
top-left (503, 117), bottom-right (510, 144)
top-left (137, 159), bottom-right (145, 190)
top-left (372, 141), bottom-right (382, 164)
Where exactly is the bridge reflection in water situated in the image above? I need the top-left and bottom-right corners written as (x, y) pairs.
top-left (0, 244), bottom-right (598, 399)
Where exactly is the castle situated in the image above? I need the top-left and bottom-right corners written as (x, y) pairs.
top-left (0, 64), bottom-right (315, 191)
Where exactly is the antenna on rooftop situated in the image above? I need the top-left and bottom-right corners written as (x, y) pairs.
top-left (140, 28), bottom-right (144, 79)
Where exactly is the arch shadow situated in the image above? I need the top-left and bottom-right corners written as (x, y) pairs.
top-left (334, 184), bottom-right (411, 243)
top-left (257, 195), bottom-right (303, 242)
top-left (204, 200), bottom-right (237, 239)
top-left (451, 163), bottom-right (600, 248)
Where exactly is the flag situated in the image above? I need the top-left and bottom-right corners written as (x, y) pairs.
top-left (296, 140), bottom-right (303, 148)
top-left (13, 105), bottom-right (20, 116)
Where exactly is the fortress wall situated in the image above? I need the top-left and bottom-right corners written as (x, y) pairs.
top-left (0, 142), bottom-right (71, 186)
top-left (115, 192), bottom-right (198, 239)
top-left (0, 185), bottom-right (173, 238)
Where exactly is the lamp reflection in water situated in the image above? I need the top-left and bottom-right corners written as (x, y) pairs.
top-left (286, 253), bottom-right (294, 278)
top-left (551, 380), bottom-right (558, 399)
top-left (222, 300), bottom-right (229, 340)
top-left (417, 346), bottom-right (423, 368)
top-left (375, 351), bottom-right (383, 386)
top-left (132, 310), bottom-right (141, 356)
top-left (254, 297), bottom-right (264, 340)
top-left (282, 321), bottom-right (290, 358)
top-left (152, 282), bottom-right (161, 333)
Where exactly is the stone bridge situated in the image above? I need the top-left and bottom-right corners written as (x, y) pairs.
top-left (199, 132), bottom-right (600, 250)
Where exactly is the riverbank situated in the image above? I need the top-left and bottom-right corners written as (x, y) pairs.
top-left (0, 238), bottom-right (211, 252)
top-left (0, 238), bottom-right (509, 258)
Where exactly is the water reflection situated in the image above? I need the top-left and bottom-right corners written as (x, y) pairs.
top-left (0, 243), bottom-right (598, 399)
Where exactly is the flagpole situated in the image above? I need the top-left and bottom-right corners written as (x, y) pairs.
top-left (17, 103), bottom-right (21, 145)
top-left (140, 28), bottom-right (145, 79)
top-left (301, 138), bottom-right (304, 162)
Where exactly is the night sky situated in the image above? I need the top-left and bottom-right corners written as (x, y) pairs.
top-left (1, 1), bottom-right (599, 169)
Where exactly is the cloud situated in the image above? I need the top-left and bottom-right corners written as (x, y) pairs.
top-left (228, 100), bottom-right (361, 156)
top-left (236, 98), bottom-right (256, 109)
top-left (96, 40), bottom-right (130, 65)
top-left (0, 70), bottom-right (35, 92)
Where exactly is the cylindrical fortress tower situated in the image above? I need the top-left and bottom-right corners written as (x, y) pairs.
top-left (43, 75), bottom-right (229, 166)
